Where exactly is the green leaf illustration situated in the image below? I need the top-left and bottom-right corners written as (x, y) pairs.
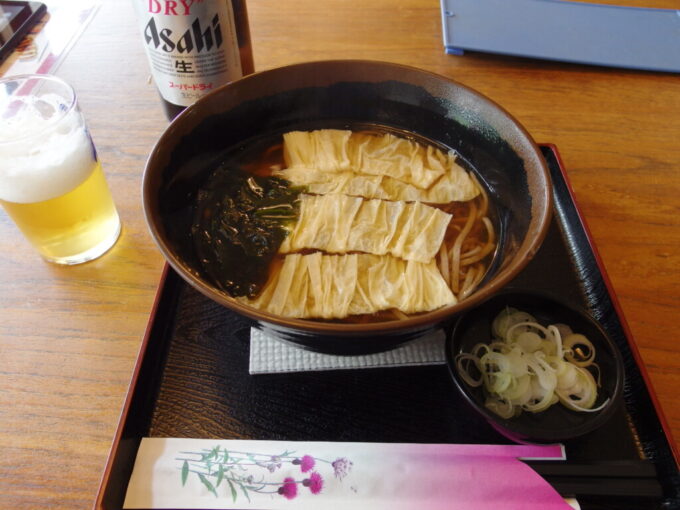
top-left (227, 478), bottom-right (238, 502)
top-left (198, 473), bottom-right (218, 498)
top-left (216, 464), bottom-right (225, 487)
top-left (181, 460), bottom-right (189, 486)
top-left (238, 482), bottom-right (251, 502)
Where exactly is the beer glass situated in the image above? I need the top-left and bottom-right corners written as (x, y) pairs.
top-left (0, 75), bottom-right (121, 265)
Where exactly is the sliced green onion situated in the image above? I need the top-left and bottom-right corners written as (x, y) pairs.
top-left (455, 308), bottom-right (604, 419)
top-left (563, 333), bottom-right (596, 367)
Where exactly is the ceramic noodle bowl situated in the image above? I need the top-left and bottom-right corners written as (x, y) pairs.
top-left (142, 60), bottom-right (553, 354)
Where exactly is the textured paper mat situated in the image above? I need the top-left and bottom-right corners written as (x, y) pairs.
top-left (249, 328), bottom-right (445, 374)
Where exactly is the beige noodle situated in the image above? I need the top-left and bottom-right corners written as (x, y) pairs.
top-left (459, 265), bottom-right (478, 298)
top-left (461, 246), bottom-right (482, 259)
top-left (438, 243), bottom-right (451, 286)
top-left (391, 308), bottom-right (410, 320)
top-left (461, 217), bottom-right (496, 266)
top-left (449, 201), bottom-right (477, 294)
top-left (471, 172), bottom-right (489, 218)
top-left (460, 263), bottom-right (487, 299)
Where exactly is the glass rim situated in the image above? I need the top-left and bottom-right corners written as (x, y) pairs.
top-left (0, 73), bottom-right (79, 145)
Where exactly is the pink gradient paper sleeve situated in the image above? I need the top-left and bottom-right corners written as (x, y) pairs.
top-left (123, 439), bottom-right (572, 509)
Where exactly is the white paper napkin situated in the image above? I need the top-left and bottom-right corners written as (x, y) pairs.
top-left (249, 327), bottom-right (446, 374)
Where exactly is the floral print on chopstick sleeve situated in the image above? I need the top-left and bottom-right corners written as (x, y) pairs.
top-left (176, 446), bottom-right (353, 502)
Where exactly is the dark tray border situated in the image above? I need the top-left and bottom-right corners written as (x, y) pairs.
top-left (94, 144), bottom-right (680, 510)
top-left (544, 144), bottom-right (679, 459)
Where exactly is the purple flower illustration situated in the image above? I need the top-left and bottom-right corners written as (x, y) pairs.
top-left (332, 457), bottom-right (353, 480)
top-left (298, 455), bottom-right (315, 472)
top-left (303, 472), bottom-right (324, 494)
top-left (256, 459), bottom-right (282, 472)
top-left (177, 446), bottom-right (353, 502)
top-left (278, 477), bottom-right (298, 500)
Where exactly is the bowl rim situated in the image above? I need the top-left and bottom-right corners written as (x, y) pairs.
top-left (444, 288), bottom-right (626, 442)
top-left (142, 59), bottom-right (554, 335)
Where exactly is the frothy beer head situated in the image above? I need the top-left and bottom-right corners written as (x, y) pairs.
top-left (0, 79), bottom-right (96, 204)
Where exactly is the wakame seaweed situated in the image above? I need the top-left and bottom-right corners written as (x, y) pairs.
top-left (191, 164), bottom-right (303, 298)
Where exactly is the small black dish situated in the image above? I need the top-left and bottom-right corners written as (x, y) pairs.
top-left (445, 289), bottom-right (625, 443)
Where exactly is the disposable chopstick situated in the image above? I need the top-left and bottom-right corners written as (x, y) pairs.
top-left (527, 459), bottom-right (658, 478)
top-left (526, 460), bottom-right (663, 498)
top-left (548, 476), bottom-right (662, 498)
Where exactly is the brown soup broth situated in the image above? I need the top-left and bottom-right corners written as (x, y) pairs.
top-left (199, 124), bottom-right (499, 323)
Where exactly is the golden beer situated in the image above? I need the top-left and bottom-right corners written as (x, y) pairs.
top-left (0, 75), bottom-right (121, 264)
top-left (0, 161), bottom-right (120, 264)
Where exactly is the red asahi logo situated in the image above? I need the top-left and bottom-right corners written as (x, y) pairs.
top-left (148, 0), bottom-right (201, 15)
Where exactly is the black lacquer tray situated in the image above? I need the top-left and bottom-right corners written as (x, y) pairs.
top-left (96, 145), bottom-right (680, 510)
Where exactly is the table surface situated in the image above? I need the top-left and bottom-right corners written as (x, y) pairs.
top-left (1, 0), bottom-right (679, 508)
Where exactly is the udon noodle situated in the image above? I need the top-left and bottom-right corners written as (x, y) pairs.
top-left (437, 173), bottom-right (495, 301)
top-left (192, 128), bottom-right (497, 322)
